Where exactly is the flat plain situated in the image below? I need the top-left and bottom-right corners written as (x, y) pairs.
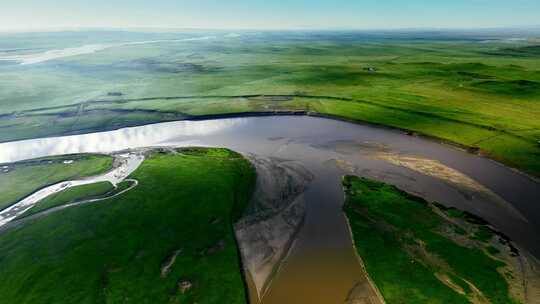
top-left (1, 31), bottom-right (539, 304)
top-left (1, 31), bottom-right (539, 175)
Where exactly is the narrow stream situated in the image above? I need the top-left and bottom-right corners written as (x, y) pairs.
top-left (0, 116), bottom-right (538, 303)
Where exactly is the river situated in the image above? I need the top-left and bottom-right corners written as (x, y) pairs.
top-left (0, 115), bottom-right (538, 304)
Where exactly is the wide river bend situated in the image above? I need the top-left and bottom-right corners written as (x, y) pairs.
top-left (0, 116), bottom-right (538, 304)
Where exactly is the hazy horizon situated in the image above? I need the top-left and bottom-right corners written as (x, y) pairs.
top-left (2, 0), bottom-right (540, 31)
top-left (1, 26), bottom-right (540, 34)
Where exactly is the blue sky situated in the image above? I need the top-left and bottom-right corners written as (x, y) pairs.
top-left (2, 0), bottom-right (540, 30)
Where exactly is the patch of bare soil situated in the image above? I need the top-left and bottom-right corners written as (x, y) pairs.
top-left (374, 152), bottom-right (527, 222)
top-left (160, 249), bottom-right (183, 278)
top-left (345, 280), bottom-right (385, 304)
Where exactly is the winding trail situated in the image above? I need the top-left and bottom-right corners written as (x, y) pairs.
top-left (0, 153), bottom-right (144, 229)
top-left (0, 179), bottom-right (138, 233)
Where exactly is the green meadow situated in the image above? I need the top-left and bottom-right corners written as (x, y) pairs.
top-left (0, 148), bottom-right (255, 304)
top-left (0, 154), bottom-right (113, 211)
top-left (0, 32), bottom-right (538, 175)
top-left (343, 176), bottom-right (518, 304)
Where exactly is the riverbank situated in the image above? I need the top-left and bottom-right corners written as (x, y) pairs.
top-left (234, 155), bottom-right (313, 302)
top-left (343, 175), bottom-right (540, 304)
top-left (0, 147), bottom-right (256, 303)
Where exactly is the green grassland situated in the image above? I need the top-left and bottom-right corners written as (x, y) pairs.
top-left (0, 148), bottom-right (255, 304)
top-left (0, 154), bottom-right (113, 211)
top-left (0, 32), bottom-right (539, 175)
top-left (343, 175), bottom-right (518, 304)
top-left (17, 181), bottom-right (114, 218)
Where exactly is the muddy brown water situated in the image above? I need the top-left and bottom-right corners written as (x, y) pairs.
top-left (1, 116), bottom-right (539, 303)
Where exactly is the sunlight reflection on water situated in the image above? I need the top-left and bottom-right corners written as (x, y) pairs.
top-left (0, 118), bottom-right (245, 163)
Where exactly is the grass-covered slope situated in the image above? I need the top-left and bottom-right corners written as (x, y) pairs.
top-left (0, 148), bottom-right (256, 304)
top-left (0, 154), bottom-right (113, 211)
top-left (343, 176), bottom-right (518, 304)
